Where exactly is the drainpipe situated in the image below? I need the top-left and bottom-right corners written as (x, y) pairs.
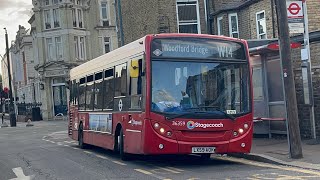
top-left (271, 0), bottom-right (276, 38)
top-left (116, 0), bottom-right (124, 46)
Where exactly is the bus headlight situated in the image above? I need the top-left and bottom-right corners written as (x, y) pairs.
top-left (244, 123), bottom-right (249, 129)
top-left (238, 128), bottom-right (244, 134)
top-left (154, 123), bottom-right (160, 129)
top-left (159, 128), bottom-right (165, 134)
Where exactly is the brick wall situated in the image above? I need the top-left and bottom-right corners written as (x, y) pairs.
top-left (120, 0), bottom-right (207, 45)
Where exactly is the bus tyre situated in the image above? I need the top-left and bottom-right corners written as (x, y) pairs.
top-left (119, 128), bottom-right (130, 161)
top-left (78, 123), bottom-right (86, 149)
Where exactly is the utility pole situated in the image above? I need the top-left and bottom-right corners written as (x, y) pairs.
top-left (275, 0), bottom-right (303, 158)
top-left (4, 28), bottom-right (17, 127)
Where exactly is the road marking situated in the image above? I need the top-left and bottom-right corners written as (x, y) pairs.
top-left (165, 167), bottom-right (184, 172)
top-left (95, 155), bottom-right (109, 160)
top-left (134, 169), bottom-right (153, 175)
top-left (216, 156), bottom-right (320, 176)
top-left (49, 141), bottom-right (55, 144)
top-left (157, 167), bottom-right (180, 174)
top-left (57, 142), bottom-right (63, 146)
top-left (134, 169), bottom-right (169, 179)
top-left (64, 145), bottom-right (70, 147)
top-left (112, 160), bottom-right (126, 166)
top-left (73, 147), bottom-right (79, 150)
top-left (9, 167), bottom-right (33, 180)
top-left (84, 151), bottom-right (93, 154)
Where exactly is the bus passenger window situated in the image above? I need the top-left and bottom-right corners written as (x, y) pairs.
top-left (115, 64), bottom-right (127, 97)
top-left (104, 68), bottom-right (114, 110)
top-left (78, 77), bottom-right (86, 110)
top-left (129, 59), bottom-right (143, 109)
top-left (86, 75), bottom-right (94, 111)
top-left (94, 72), bottom-right (104, 111)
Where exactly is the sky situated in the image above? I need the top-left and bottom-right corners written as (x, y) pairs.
top-left (0, 0), bottom-right (33, 57)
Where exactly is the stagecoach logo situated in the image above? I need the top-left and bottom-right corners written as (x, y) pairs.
top-left (118, 99), bottom-right (123, 111)
top-left (153, 49), bottom-right (163, 56)
top-left (187, 121), bottom-right (224, 129)
top-left (128, 119), bottom-right (142, 126)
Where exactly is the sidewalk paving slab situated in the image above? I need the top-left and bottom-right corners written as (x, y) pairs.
top-left (232, 137), bottom-right (320, 171)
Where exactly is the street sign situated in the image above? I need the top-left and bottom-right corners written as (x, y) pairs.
top-left (286, 1), bottom-right (304, 33)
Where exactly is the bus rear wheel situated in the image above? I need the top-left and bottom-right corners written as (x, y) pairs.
top-left (119, 128), bottom-right (130, 161)
top-left (78, 123), bottom-right (86, 149)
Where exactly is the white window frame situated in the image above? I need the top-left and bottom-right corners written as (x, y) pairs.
top-left (176, 0), bottom-right (201, 34)
top-left (217, 16), bottom-right (223, 35)
top-left (46, 38), bottom-right (54, 61)
top-left (46, 36), bottom-right (63, 62)
top-left (256, 10), bottom-right (267, 39)
top-left (102, 36), bottom-right (112, 53)
top-left (228, 13), bottom-right (239, 38)
top-left (100, 0), bottom-right (110, 26)
top-left (44, 9), bottom-right (60, 30)
top-left (74, 36), bottom-right (86, 60)
top-left (72, 8), bottom-right (84, 28)
top-left (55, 37), bottom-right (63, 60)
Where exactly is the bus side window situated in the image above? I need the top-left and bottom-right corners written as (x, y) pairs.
top-left (78, 77), bottom-right (86, 110)
top-left (129, 59), bottom-right (143, 109)
top-left (115, 63), bottom-right (127, 97)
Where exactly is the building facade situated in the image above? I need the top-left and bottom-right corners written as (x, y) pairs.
top-left (10, 25), bottom-right (39, 104)
top-left (116, 0), bottom-right (210, 45)
top-left (30, 0), bottom-right (118, 120)
top-left (210, 0), bottom-right (320, 139)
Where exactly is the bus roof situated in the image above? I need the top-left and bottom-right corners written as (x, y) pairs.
top-left (70, 33), bottom-right (247, 81)
top-left (70, 36), bottom-right (147, 80)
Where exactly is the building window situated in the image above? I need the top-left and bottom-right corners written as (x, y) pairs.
top-left (52, 0), bottom-right (59, 5)
top-left (46, 36), bottom-right (63, 61)
top-left (103, 37), bottom-right (111, 53)
top-left (46, 38), bottom-right (54, 61)
top-left (228, 13), bottom-right (239, 38)
top-left (44, 9), bottom-right (60, 29)
top-left (74, 36), bottom-right (86, 60)
top-left (176, 0), bottom-right (200, 34)
top-left (100, 1), bottom-right (109, 26)
top-left (45, 0), bottom-right (50, 6)
top-left (55, 37), bottom-right (62, 60)
top-left (217, 16), bottom-right (223, 35)
top-left (256, 11), bottom-right (267, 39)
top-left (44, 10), bottom-right (51, 29)
top-left (53, 9), bottom-right (60, 28)
top-left (72, 8), bottom-right (84, 28)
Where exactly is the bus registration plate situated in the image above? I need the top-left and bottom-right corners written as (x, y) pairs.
top-left (192, 147), bottom-right (215, 153)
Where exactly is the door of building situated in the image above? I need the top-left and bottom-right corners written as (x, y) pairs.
top-left (52, 84), bottom-right (67, 116)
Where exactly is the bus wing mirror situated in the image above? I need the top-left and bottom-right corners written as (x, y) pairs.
top-left (130, 59), bottom-right (139, 78)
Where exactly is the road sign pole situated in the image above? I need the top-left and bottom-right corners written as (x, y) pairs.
top-left (302, 0), bottom-right (317, 140)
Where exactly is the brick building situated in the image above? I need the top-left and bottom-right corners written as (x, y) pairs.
top-left (210, 0), bottom-right (320, 139)
top-left (115, 0), bottom-right (211, 45)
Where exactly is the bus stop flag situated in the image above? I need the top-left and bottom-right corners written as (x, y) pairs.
top-left (286, 1), bottom-right (304, 33)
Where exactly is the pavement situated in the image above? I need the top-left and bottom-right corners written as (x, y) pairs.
top-left (233, 136), bottom-right (320, 171)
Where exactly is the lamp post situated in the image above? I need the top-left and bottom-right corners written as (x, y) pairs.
top-left (4, 28), bottom-right (16, 127)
